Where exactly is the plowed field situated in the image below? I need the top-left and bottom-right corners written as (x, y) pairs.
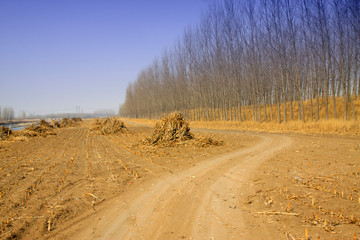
top-left (0, 120), bottom-right (249, 239)
top-left (0, 120), bottom-right (359, 239)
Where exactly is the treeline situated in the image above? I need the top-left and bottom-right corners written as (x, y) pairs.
top-left (119, 0), bottom-right (359, 122)
top-left (0, 106), bottom-right (15, 121)
top-left (37, 112), bottom-right (114, 119)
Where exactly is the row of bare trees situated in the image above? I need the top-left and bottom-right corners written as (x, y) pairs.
top-left (0, 106), bottom-right (15, 121)
top-left (120, 0), bottom-right (359, 122)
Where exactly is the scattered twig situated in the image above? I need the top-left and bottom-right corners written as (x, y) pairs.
top-left (0, 216), bottom-right (45, 220)
top-left (256, 211), bottom-right (299, 216)
top-left (286, 232), bottom-right (297, 240)
top-left (314, 176), bottom-right (334, 182)
top-left (85, 192), bottom-right (101, 201)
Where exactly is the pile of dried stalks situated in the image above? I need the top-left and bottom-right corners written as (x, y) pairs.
top-left (50, 118), bottom-right (82, 128)
top-left (59, 118), bottom-right (82, 127)
top-left (40, 119), bottom-right (51, 128)
top-left (51, 120), bottom-right (60, 128)
top-left (0, 118), bottom-right (82, 141)
top-left (20, 121), bottom-right (56, 137)
top-left (1, 120), bottom-right (56, 140)
top-left (194, 136), bottom-right (223, 147)
top-left (91, 117), bottom-right (128, 135)
top-left (145, 112), bottom-right (193, 145)
top-left (72, 117), bottom-right (83, 122)
top-left (144, 112), bottom-right (223, 147)
top-left (0, 126), bottom-right (12, 140)
top-left (60, 118), bottom-right (73, 127)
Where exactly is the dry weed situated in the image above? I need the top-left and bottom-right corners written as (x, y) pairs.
top-left (190, 119), bottom-right (360, 135)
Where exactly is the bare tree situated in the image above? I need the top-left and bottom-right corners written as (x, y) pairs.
top-left (119, 0), bottom-right (358, 123)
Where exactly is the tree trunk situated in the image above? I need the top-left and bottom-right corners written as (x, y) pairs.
top-left (238, 103), bottom-right (242, 122)
top-left (277, 94), bottom-right (281, 123)
top-left (316, 90), bottom-right (320, 121)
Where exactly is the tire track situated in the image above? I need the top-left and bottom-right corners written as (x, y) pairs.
top-left (69, 133), bottom-right (292, 240)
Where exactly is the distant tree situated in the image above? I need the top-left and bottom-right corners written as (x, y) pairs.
top-left (1, 107), bottom-right (15, 121)
top-left (21, 111), bottom-right (27, 119)
top-left (93, 109), bottom-right (115, 118)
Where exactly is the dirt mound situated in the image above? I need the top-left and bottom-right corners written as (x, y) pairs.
top-left (146, 112), bottom-right (193, 145)
top-left (91, 118), bottom-right (128, 135)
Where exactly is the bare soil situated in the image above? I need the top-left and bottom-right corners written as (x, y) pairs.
top-left (0, 120), bottom-right (359, 239)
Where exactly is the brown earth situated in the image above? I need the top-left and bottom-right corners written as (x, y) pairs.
top-left (0, 120), bottom-right (359, 239)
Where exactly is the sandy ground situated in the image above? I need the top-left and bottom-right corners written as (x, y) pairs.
top-left (0, 120), bottom-right (359, 239)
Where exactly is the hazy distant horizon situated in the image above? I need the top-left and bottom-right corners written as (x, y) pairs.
top-left (0, 0), bottom-right (208, 116)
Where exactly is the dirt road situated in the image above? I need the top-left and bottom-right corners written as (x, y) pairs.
top-left (61, 134), bottom-right (291, 240)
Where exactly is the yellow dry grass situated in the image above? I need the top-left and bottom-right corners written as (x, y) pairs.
top-left (185, 97), bottom-right (360, 122)
top-left (252, 96), bottom-right (360, 122)
top-left (122, 118), bottom-right (157, 127)
top-left (189, 119), bottom-right (360, 135)
top-left (122, 117), bottom-right (360, 136)
top-left (121, 97), bottom-right (360, 135)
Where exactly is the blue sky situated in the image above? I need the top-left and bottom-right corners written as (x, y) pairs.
top-left (0, 0), bottom-right (208, 115)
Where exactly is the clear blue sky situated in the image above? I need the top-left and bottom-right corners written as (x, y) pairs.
top-left (0, 0), bottom-right (208, 116)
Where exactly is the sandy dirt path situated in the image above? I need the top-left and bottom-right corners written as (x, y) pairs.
top-left (67, 133), bottom-right (292, 240)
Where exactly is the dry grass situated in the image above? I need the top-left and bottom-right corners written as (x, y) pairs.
top-left (123, 118), bottom-right (157, 127)
top-left (186, 97), bottom-right (360, 122)
top-left (121, 97), bottom-right (360, 135)
top-left (190, 119), bottom-right (360, 135)
top-left (122, 118), bottom-right (360, 135)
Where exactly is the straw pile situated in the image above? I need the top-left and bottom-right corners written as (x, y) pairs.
top-left (51, 120), bottom-right (60, 128)
top-left (1, 120), bottom-right (56, 140)
top-left (0, 126), bottom-right (12, 140)
top-left (52, 118), bottom-right (82, 128)
top-left (91, 117), bottom-right (128, 135)
top-left (21, 121), bottom-right (56, 137)
top-left (145, 112), bottom-right (193, 145)
top-left (144, 112), bottom-right (223, 147)
top-left (72, 117), bottom-right (83, 122)
top-left (194, 136), bottom-right (223, 147)
top-left (40, 119), bottom-right (51, 128)
top-left (60, 118), bottom-right (75, 127)
top-left (0, 118), bottom-right (82, 141)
